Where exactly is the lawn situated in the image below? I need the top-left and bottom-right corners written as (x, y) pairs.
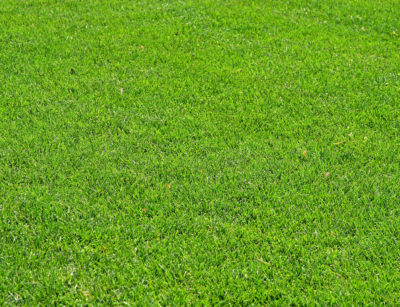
top-left (1, 0), bottom-right (400, 304)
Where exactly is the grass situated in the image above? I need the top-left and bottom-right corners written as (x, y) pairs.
top-left (1, 0), bottom-right (400, 304)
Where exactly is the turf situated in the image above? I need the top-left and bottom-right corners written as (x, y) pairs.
top-left (1, 0), bottom-right (400, 305)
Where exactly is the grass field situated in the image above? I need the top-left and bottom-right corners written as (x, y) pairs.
top-left (1, 0), bottom-right (400, 304)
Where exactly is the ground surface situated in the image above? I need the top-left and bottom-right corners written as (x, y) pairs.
top-left (1, 0), bottom-right (400, 305)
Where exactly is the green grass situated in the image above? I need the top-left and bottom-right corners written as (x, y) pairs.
top-left (1, 0), bottom-right (400, 304)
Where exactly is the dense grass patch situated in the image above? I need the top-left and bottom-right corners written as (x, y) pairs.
top-left (1, 0), bottom-right (400, 304)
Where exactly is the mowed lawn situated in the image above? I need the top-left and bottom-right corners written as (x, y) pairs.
top-left (1, 0), bottom-right (400, 304)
